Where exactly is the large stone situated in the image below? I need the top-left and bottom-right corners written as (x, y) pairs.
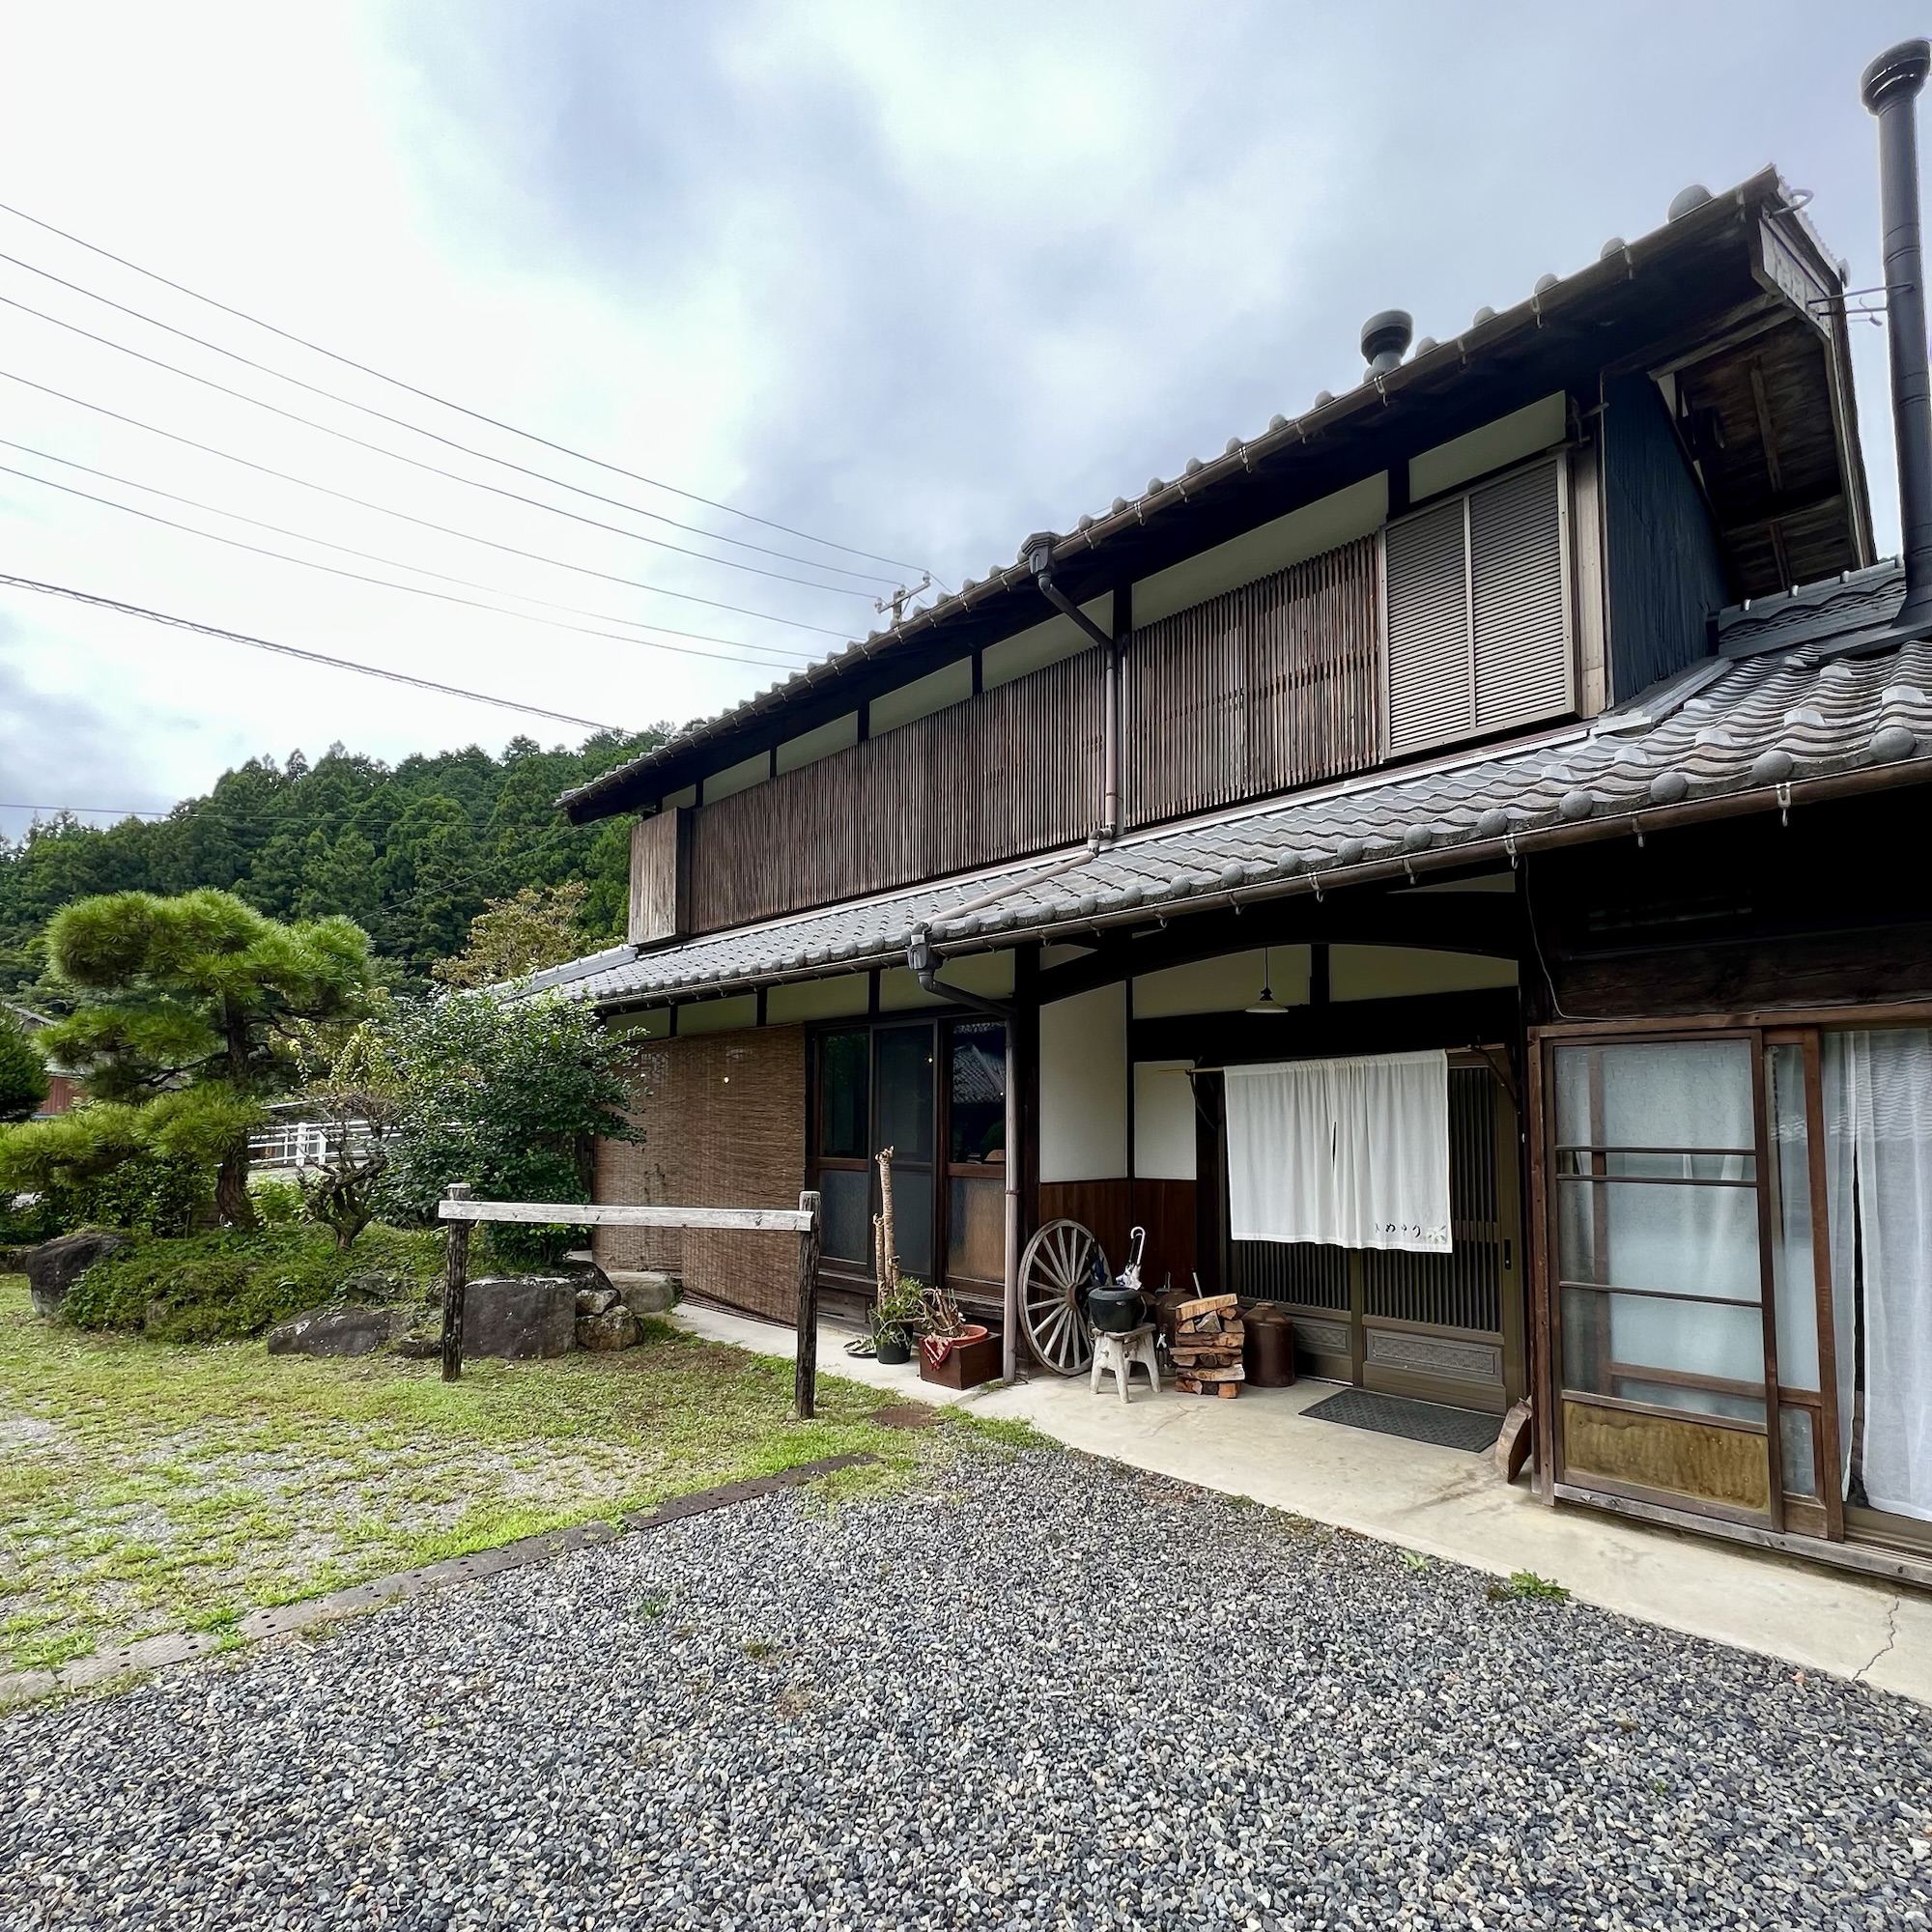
top-left (461, 1277), bottom-right (578, 1360)
top-left (609, 1269), bottom-right (679, 1317)
top-left (576, 1306), bottom-right (641, 1351)
top-left (267, 1305), bottom-right (413, 1357)
top-left (575, 1286), bottom-right (619, 1317)
top-left (23, 1230), bottom-right (128, 1318)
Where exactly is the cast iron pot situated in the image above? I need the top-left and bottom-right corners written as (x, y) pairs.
top-left (1086, 1226), bottom-right (1148, 1334)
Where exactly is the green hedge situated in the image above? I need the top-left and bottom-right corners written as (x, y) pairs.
top-left (62, 1221), bottom-right (447, 1343)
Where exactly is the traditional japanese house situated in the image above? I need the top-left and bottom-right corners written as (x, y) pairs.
top-left (530, 43), bottom-right (1932, 1586)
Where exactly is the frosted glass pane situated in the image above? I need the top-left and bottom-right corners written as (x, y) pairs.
top-left (1561, 1285), bottom-right (1763, 1391)
top-left (948, 1177), bottom-right (1005, 1284)
top-left (820, 1169), bottom-right (871, 1264)
top-left (1558, 1179), bottom-right (1762, 1300)
top-left (1556, 1039), bottom-right (1754, 1150)
top-left (1767, 1043), bottom-right (1820, 1390)
top-left (1781, 1405), bottom-right (1819, 1500)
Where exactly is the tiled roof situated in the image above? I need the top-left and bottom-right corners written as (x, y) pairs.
top-left (561, 168), bottom-right (1816, 823)
top-left (1719, 559), bottom-right (1906, 658)
top-left (525, 631), bottom-right (1932, 1012)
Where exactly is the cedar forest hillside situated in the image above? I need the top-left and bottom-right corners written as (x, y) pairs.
top-left (0, 729), bottom-right (663, 999)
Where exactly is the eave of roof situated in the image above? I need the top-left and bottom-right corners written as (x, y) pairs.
top-left (561, 168), bottom-right (1822, 826)
top-left (525, 627), bottom-right (1932, 1012)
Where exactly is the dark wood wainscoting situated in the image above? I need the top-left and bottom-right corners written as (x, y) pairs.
top-left (1037, 1179), bottom-right (1197, 1296)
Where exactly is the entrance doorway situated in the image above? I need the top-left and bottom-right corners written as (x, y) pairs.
top-left (1225, 1053), bottom-right (1524, 1414)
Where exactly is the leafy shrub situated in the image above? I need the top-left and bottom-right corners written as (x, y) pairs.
top-left (0, 1011), bottom-right (45, 1123)
top-left (62, 1221), bottom-right (446, 1342)
top-left (375, 991), bottom-right (638, 1263)
top-left (248, 1175), bottom-right (307, 1225)
top-left (0, 1089), bottom-right (264, 1237)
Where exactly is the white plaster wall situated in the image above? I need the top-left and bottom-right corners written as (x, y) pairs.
top-left (1132, 947), bottom-right (1309, 1017)
top-left (1329, 945), bottom-right (1518, 1002)
top-left (1134, 1060), bottom-right (1197, 1180)
top-left (1038, 981), bottom-right (1127, 1182)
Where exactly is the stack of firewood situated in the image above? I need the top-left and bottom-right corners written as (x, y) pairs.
top-left (1170, 1292), bottom-right (1245, 1398)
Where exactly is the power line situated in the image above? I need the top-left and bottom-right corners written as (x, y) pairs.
top-left (0, 575), bottom-right (630, 731)
top-left (0, 371), bottom-right (836, 656)
top-left (0, 197), bottom-right (931, 580)
top-left (0, 438), bottom-right (812, 671)
top-left (0, 289), bottom-right (876, 611)
top-left (0, 245), bottom-right (905, 590)
top-left (0, 459), bottom-right (821, 672)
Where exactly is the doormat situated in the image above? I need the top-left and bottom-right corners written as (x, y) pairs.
top-left (1300, 1387), bottom-right (1501, 1454)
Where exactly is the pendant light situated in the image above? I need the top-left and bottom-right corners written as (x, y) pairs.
top-left (1246, 946), bottom-right (1290, 1015)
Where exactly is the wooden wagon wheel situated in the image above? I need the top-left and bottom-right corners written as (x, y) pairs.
top-left (1019, 1218), bottom-right (1107, 1377)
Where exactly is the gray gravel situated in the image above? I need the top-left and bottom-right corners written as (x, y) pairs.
top-left (3, 1442), bottom-right (1930, 1931)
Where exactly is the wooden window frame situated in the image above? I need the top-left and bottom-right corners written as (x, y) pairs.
top-left (1531, 1002), bottom-right (1932, 1540)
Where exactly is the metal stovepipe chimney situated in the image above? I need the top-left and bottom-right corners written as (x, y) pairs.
top-left (1863, 39), bottom-right (1932, 630)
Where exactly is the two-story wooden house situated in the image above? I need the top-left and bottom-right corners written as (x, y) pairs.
top-left (527, 55), bottom-right (1932, 1589)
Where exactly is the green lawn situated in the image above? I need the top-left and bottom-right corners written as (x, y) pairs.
top-left (0, 1277), bottom-right (932, 1674)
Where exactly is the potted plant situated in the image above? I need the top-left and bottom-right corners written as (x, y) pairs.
top-left (871, 1274), bottom-right (924, 1367)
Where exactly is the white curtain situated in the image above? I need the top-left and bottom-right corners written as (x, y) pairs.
top-left (1823, 1029), bottom-right (1932, 1521)
top-left (1225, 1050), bottom-right (1452, 1253)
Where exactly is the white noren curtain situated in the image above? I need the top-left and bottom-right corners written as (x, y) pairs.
top-left (1224, 1050), bottom-right (1452, 1253)
top-left (1824, 1028), bottom-right (1932, 1522)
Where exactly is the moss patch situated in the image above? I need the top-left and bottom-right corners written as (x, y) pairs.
top-left (0, 1278), bottom-right (929, 1672)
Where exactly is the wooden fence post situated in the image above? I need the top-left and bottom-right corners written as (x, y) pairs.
top-left (794, 1188), bottom-right (821, 1420)
top-left (441, 1182), bottom-right (472, 1383)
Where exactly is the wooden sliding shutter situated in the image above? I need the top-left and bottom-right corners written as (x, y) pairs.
top-left (1386, 455), bottom-right (1573, 756)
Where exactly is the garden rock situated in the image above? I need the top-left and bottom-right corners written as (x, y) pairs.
top-left (575, 1285), bottom-right (619, 1317)
top-left (461, 1277), bottom-right (577, 1359)
top-left (266, 1305), bottom-right (413, 1357)
top-left (337, 1270), bottom-right (399, 1305)
top-left (611, 1269), bottom-right (678, 1316)
top-left (22, 1229), bottom-right (128, 1318)
top-left (576, 1305), bottom-right (641, 1350)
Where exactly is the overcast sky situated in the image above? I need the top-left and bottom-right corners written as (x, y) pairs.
top-left (0, 1), bottom-right (1923, 839)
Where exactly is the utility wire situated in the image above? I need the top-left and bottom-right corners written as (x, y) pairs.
top-left (0, 460), bottom-right (818, 671)
top-left (0, 574), bottom-right (628, 732)
top-left (0, 437), bottom-right (811, 670)
top-left (0, 370), bottom-right (836, 655)
top-left (0, 248), bottom-right (903, 590)
top-left (0, 290), bottom-right (873, 611)
top-left (0, 198), bottom-right (930, 579)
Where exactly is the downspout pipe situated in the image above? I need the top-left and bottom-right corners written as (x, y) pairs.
top-left (1863, 39), bottom-right (1932, 631)
top-left (907, 928), bottom-right (1022, 1384)
top-left (1022, 534), bottom-right (1121, 838)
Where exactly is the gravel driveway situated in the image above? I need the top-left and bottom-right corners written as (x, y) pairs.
top-left (3, 1441), bottom-right (1929, 1931)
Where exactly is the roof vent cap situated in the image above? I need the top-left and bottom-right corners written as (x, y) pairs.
top-left (1360, 307), bottom-right (1412, 376)
top-left (1667, 183), bottom-right (1713, 220)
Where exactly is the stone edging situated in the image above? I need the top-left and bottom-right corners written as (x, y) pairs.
top-left (0, 1453), bottom-right (875, 1709)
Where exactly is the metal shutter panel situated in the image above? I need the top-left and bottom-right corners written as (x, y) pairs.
top-left (1385, 497), bottom-right (1471, 754)
top-left (1470, 458), bottom-right (1570, 731)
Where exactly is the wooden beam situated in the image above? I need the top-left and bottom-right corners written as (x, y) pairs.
top-left (437, 1200), bottom-right (816, 1233)
top-left (440, 1182), bottom-right (471, 1383)
top-left (1032, 888), bottom-right (1522, 1006)
top-left (1129, 986), bottom-right (1519, 1066)
top-left (794, 1190), bottom-right (822, 1419)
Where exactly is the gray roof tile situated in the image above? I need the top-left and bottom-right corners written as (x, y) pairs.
top-left (524, 636), bottom-right (1932, 1010)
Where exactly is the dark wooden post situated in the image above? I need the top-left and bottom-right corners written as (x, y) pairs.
top-left (440, 1182), bottom-right (473, 1383)
top-left (794, 1188), bottom-right (821, 1420)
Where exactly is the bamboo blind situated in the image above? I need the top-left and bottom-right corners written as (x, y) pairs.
top-left (688, 649), bottom-right (1106, 933)
top-left (1123, 535), bottom-right (1382, 829)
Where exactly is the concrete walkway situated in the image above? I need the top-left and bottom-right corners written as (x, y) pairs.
top-left (679, 1300), bottom-right (1932, 1707)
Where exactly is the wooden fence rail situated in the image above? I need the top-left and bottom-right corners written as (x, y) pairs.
top-left (436, 1184), bottom-right (825, 1415)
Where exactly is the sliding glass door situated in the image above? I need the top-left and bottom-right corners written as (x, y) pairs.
top-left (809, 1016), bottom-right (1007, 1299)
top-left (1540, 1021), bottom-right (1932, 1544)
